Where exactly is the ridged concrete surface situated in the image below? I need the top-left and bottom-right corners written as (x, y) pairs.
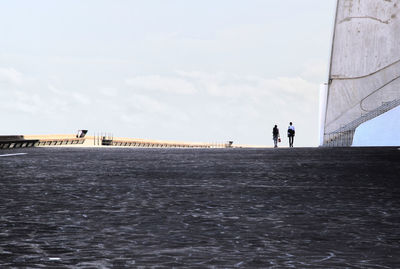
top-left (0, 147), bottom-right (399, 267)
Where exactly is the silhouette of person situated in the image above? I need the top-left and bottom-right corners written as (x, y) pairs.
top-left (272, 125), bottom-right (280, 148)
top-left (287, 122), bottom-right (295, 147)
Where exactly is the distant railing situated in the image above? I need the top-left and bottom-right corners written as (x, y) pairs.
top-left (36, 138), bottom-right (85, 146)
top-left (0, 139), bottom-right (39, 149)
top-left (323, 99), bottom-right (400, 147)
top-left (324, 130), bottom-right (355, 147)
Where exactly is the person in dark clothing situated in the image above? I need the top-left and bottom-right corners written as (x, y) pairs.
top-left (287, 122), bottom-right (295, 147)
top-left (272, 125), bottom-right (280, 148)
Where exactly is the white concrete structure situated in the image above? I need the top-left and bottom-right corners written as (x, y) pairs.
top-left (322, 0), bottom-right (400, 146)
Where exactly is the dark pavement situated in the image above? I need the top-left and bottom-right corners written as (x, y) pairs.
top-left (0, 147), bottom-right (399, 268)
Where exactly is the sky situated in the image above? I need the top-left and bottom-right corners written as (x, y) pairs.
top-left (0, 0), bottom-right (337, 147)
top-left (353, 105), bottom-right (400, 147)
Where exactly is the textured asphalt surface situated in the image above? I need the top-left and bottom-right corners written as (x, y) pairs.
top-left (0, 147), bottom-right (399, 268)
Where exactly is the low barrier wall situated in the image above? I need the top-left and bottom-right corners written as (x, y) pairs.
top-left (0, 135), bottom-right (85, 150)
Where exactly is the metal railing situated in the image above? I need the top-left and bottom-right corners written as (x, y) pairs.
top-left (324, 130), bottom-right (355, 147)
top-left (323, 99), bottom-right (400, 147)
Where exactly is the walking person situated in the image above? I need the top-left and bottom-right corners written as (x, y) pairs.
top-left (287, 122), bottom-right (295, 147)
top-left (272, 125), bottom-right (280, 148)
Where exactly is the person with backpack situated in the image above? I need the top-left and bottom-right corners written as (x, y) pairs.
top-left (287, 122), bottom-right (295, 147)
top-left (272, 125), bottom-right (280, 148)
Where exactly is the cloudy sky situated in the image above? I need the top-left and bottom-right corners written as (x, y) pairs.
top-left (1, 0), bottom-right (336, 147)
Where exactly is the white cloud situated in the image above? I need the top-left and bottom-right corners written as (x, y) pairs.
top-left (71, 92), bottom-right (92, 105)
top-left (126, 93), bottom-right (167, 114)
top-left (125, 93), bottom-right (190, 121)
top-left (301, 60), bottom-right (329, 81)
top-left (100, 87), bottom-right (118, 97)
top-left (126, 75), bottom-right (197, 94)
top-left (48, 83), bottom-right (64, 94)
top-left (174, 70), bottom-right (318, 100)
top-left (0, 67), bottom-right (23, 85)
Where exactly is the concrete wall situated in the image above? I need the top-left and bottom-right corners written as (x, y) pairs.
top-left (323, 0), bottom-right (400, 145)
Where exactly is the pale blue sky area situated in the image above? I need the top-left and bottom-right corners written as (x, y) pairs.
top-left (1, 0), bottom-right (337, 146)
top-left (353, 105), bottom-right (400, 147)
